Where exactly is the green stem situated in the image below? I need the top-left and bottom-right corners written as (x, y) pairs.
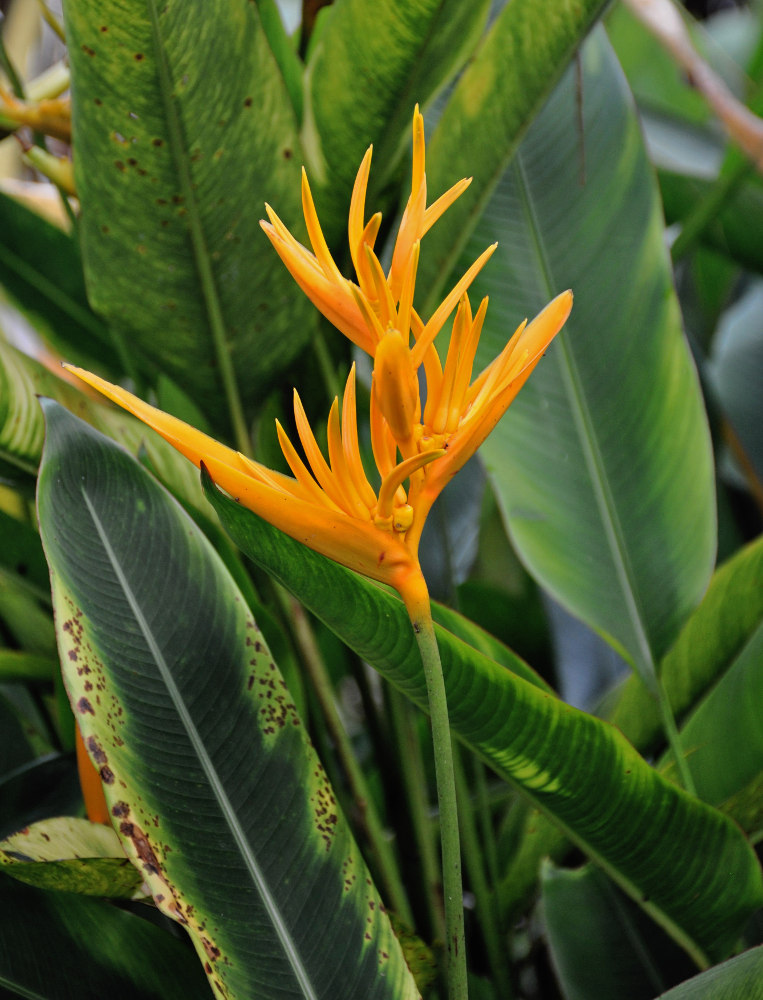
top-left (278, 587), bottom-right (414, 926)
top-left (405, 583), bottom-right (467, 1000)
top-left (472, 756), bottom-right (500, 892)
top-left (453, 746), bottom-right (513, 999)
top-left (387, 687), bottom-right (446, 943)
top-left (655, 676), bottom-right (696, 796)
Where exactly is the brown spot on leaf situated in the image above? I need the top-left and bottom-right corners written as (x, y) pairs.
top-left (77, 697), bottom-right (95, 715)
top-left (100, 766), bottom-right (115, 784)
top-left (120, 822), bottom-right (160, 875)
top-left (111, 801), bottom-right (130, 818)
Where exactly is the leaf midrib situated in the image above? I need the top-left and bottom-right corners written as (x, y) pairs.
top-left (511, 151), bottom-right (657, 683)
top-left (80, 486), bottom-right (319, 1000)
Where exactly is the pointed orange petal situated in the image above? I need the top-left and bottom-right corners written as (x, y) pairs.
top-left (302, 168), bottom-right (344, 283)
top-left (327, 398), bottom-right (373, 519)
top-left (292, 389), bottom-right (349, 512)
top-left (376, 448), bottom-right (445, 519)
top-left (64, 366), bottom-right (243, 472)
top-left (349, 146), bottom-right (374, 275)
top-left (396, 240), bottom-right (419, 343)
top-left (448, 296), bottom-right (488, 431)
top-left (275, 420), bottom-right (344, 513)
top-left (411, 104), bottom-right (425, 195)
top-left (369, 382), bottom-right (397, 479)
top-left (373, 329), bottom-right (419, 450)
top-left (364, 244), bottom-right (397, 329)
top-left (202, 454), bottom-right (415, 589)
top-left (422, 176), bottom-right (472, 235)
top-left (341, 365), bottom-right (378, 509)
top-left (430, 295), bottom-right (471, 435)
top-left (411, 243), bottom-right (497, 369)
top-left (260, 215), bottom-right (375, 354)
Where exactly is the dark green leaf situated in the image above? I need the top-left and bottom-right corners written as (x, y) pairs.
top-left (38, 402), bottom-right (419, 1000)
top-left (458, 30), bottom-right (715, 680)
top-left (205, 478), bottom-right (763, 965)
top-left (418, 0), bottom-right (608, 308)
top-left (542, 862), bottom-right (696, 1000)
top-left (0, 870), bottom-right (210, 999)
top-left (0, 192), bottom-right (115, 370)
top-left (651, 947), bottom-right (763, 1000)
top-left (304, 0), bottom-right (491, 241)
top-left (64, 0), bottom-right (316, 426)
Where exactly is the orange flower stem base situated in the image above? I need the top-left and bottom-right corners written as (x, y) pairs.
top-left (400, 572), bottom-right (467, 1000)
top-left (75, 723), bottom-right (110, 825)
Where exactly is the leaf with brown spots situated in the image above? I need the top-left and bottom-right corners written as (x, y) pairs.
top-left (38, 402), bottom-right (420, 1000)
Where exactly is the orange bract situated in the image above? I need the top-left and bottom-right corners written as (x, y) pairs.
top-left (67, 107), bottom-right (572, 611)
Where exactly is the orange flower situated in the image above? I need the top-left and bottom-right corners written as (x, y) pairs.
top-left (66, 107), bottom-right (572, 615)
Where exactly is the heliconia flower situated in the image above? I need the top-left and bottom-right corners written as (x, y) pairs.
top-left (64, 363), bottom-right (442, 607)
top-left (65, 106), bottom-right (572, 615)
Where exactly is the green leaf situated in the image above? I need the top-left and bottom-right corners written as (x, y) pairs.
top-left (652, 947), bottom-right (763, 1000)
top-left (542, 862), bottom-right (696, 1000)
top-left (37, 402), bottom-right (419, 1000)
top-left (659, 169), bottom-right (763, 276)
top-left (0, 650), bottom-right (56, 682)
top-left (459, 30), bottom-right (716, 680)
top-left (418, 0), bottom-right (608, 309)
top-left (204, 480), bottom-right (763, 966)
top-left (0, 336), bottom-right (203, 514)
top-left (303, 0), bottom-right (491, 240)
top-left (0, 870), bottom-right (211, 1000)
top-left (0, 191), bottom-right (116, 370)
top-left (659, 619), bottom-right (763, 819)
top-left (64, 0), bottom-right (316, 426)
top-left (608, 535), bottom-right (763, 754)
top-left (0, 816), bottom-right (142, 898)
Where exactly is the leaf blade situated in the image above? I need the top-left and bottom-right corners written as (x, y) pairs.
top-left (37, 402), bottom-right (419, 1000)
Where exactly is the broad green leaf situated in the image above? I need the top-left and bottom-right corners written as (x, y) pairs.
top-left (459, 30), bottom-right (715, 680)
top-left (0, 568), bottom-right (56, 655)
top-left (542, 862), bottom-right (696, 1000)
top-left (303, 0), bottom-right (491, 240)
top-left (0, 816), bottom-right (142, 898)
top-left (254, 0), bottom-right (304, 122)
top-left (608, 534), bottom-right (763, 753)
top-left (0, 336), bottom-right (200, 511)
top-left (417, 0), bottom-right (608, 309)
top-left (0, 649), bottom-right (56, 682)
top-left (659, 621), bottom-right (763, 820)
top-left (0, 191), bottom-right (116, 371)
top-left (0, 753), bottom-right (82, 842)
top-left (0, 870), bottom-right (210, 1000)
top-left (0, 694), bottom-right (36, 777)
top-left (37, 402), bottom-right (419, 1000)
top-left (204, 479), bottom-right (763, 965)
top-left (64, 0), bottom-right (315, 427)
top-left (709, 282), bottom-right (763, 482)
top-left (651, 947), bottom-right (763, 1000)
top-left (0, 508), bottom-right (50, 598)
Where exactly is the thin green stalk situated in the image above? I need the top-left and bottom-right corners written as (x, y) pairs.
top-left (453, 746), bottom-right (513, 999)
top-left (278, 587), bottom-right (414, 927)
top-left (655, 676), bottom-right (696, 796)
top-left (471, 755), bottom-right (500, 895)
top-left (387, 686), bottom-right (446, 943)
top-left (406, 587), bottom-right (467, 1000)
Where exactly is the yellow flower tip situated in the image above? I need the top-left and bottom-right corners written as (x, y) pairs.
top-left (373, 330), bottom-right (419, 447)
